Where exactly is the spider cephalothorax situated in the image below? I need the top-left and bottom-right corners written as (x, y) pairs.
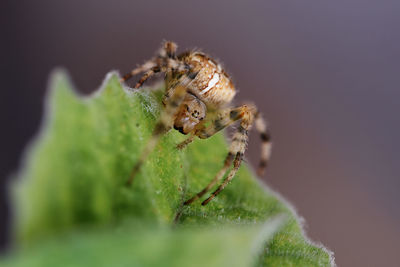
top-left (121, 41), bottom-right (271, 205)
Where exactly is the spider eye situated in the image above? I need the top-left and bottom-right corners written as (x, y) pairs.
top-left (192, 110), bottom-right (200, 118)
top-left (186, 105), bottom-right (190, 112)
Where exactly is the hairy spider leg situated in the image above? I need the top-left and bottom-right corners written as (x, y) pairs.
top-left (126, 75), bottom-right (196, 186)
top-left (183, 152), bottom-right (234, 205)
top-left (132, 67), bottom-right (159, 89)
top-left (184, 105), bottom-right (257, 205)
top-left (120, 60), bottom-right (157, 83)
top-left (254, 112), bottom-right (272, 176)
top-left (120, 41), bottom-right (183, 86)
top-left (202, 152), bottom-right (243, 205)
top-left (201, 106), bottom-right (256, 205)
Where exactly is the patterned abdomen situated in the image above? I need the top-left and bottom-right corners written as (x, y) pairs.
top-left (181, 52), bottom-right (236, 107)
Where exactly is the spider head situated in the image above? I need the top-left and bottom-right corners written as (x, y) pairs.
top-left (174, 93), bottom-right (206, 134)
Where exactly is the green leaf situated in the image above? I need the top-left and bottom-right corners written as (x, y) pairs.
top-left (4, 70), bottom-right (334, 266)
top-left (1, 218), bottom-right (284, 267)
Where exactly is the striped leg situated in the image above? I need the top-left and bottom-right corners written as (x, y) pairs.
top-left (201, 108), bottom-right (255, 205)
top-left (183, 152), bottom-right (234, 205)
top-left (254, 112), bottom-right (272, 176)
top-left (184, 105), bottom-right (256, 205)
top-left (126, 76), bottom-right (195, 186)
top-left (201, 152), bottom-right (243, 205)
top-left (120, 60), bottom-right (157, 83)
top-left (120, 41), bottom-right (183, 86)
top-left (132, 67), bottom-right (160, 89)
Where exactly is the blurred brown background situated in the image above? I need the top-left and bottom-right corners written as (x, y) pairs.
top-left (1, 0), bottom-right (400, 266)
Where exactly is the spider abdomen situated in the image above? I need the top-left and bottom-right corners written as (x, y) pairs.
top-left (181, 52), bottom-right (236, 107)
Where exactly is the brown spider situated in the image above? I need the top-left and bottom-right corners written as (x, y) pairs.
top-left (121, 41), bottom-right (271, 205)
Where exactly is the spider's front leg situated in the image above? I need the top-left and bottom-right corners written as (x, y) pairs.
top-left (126, 75), bottom-right (196, 186)
top-left (184, 105), bottom-right (272, 205)
top-left (183, 105), bottom-right (254, 205)
top-left (120, 41), bottom-right (186, 88)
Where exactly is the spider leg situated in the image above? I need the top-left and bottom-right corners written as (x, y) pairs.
top-left (184, 105), bottom-right (255, 205)
top-left (120, 60), bottom-right (157, 83)
top-left (254, 112), bottom-right (272, 176)
top-left (126, 75), bottom-right (196, 186)
top-left (202, 152), bottom-right (243, 205)
top-left (120, 41), bottom-right (185, 86)
top-left (176, 134), bottom-right (195, 150)
top-left (184, 152), bottom-right (234, 205)
top-left (133, 67), bottom-right (160, 89)
top-left (201, 107), bottom-right (255, 205)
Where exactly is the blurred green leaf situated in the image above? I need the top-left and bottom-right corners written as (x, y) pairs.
top-left (5, 71), bottom-right (334, 266)
top-left (2, 218), bottom-right (285, 267)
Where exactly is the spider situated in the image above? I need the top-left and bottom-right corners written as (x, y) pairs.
top-left (121, 41), bottom-right (271, 205)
